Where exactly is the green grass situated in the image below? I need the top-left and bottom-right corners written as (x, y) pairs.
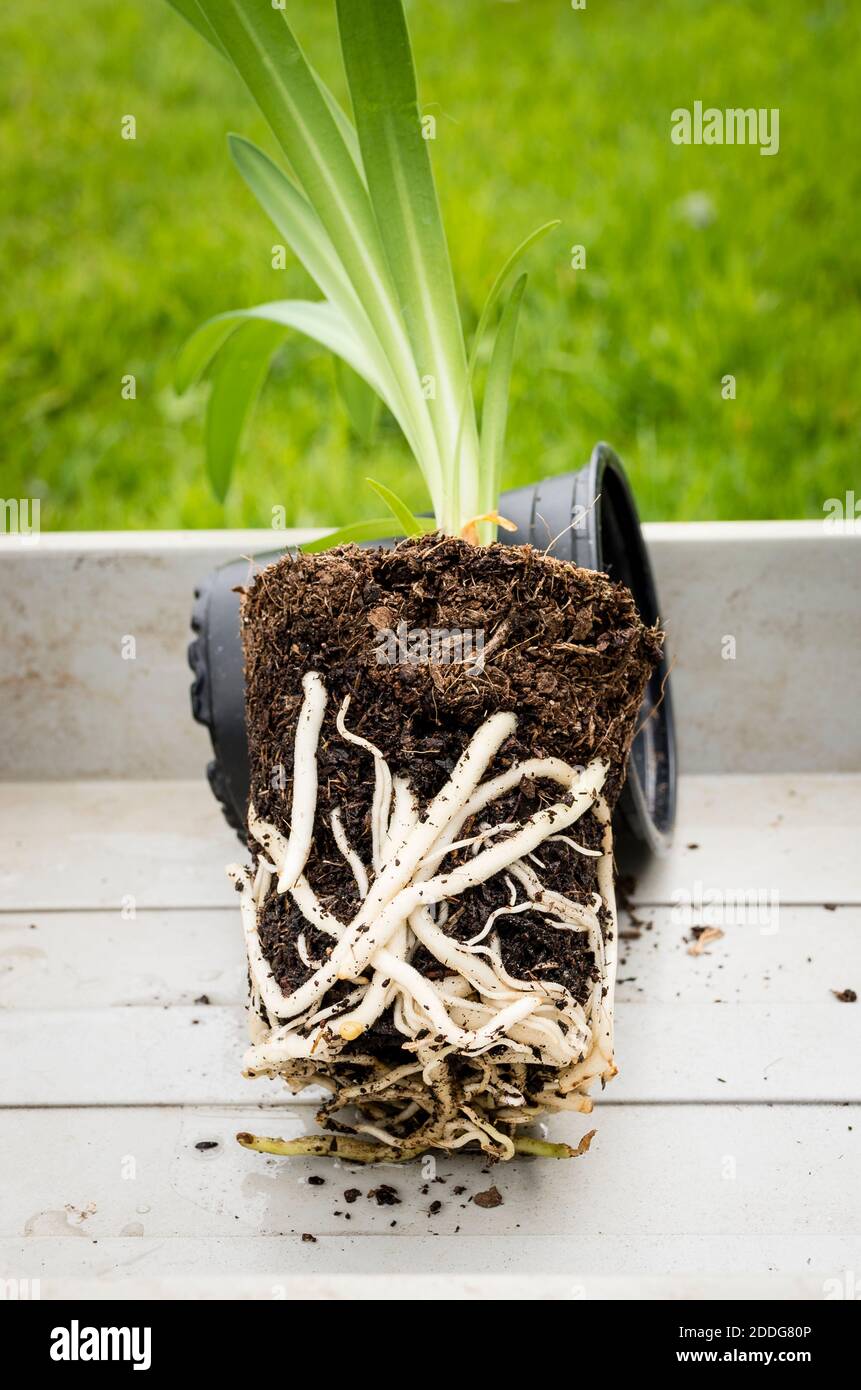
top-left (1, 0), bottom-right (859, 530)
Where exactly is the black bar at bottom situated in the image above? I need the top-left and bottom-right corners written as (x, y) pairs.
top-left (5, 1296), bottom-right (857, 1372)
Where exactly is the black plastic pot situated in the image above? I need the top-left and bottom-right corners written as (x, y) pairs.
top-left (189, 443), bottom-right (676, 852)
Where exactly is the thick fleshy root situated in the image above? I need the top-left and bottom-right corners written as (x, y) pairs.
top-left (236, 1128), bottom-right (596, 1163)
top-left (231, 672), bottom-right (619, 1161)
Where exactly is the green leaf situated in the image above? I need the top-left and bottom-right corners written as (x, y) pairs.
top-left (165, 0), bottom-right (229, 57)
top-left (365, 478), bottom-right (423, 536)
top-left (313, 74), bottom-right (363, 178)
top-left (176, 299), bottom-right (399, 502)
top-left (300, 517), bottom-right (404, 553)
top-left (468, 221), bottom-right (559, 377)
top-left (335, 0), bottom-right (475, 521)
top-left (166, 1), bottom-right (363, 174)
top-left (335, 360), bottom-right (380, 444)
top-left (228, 136), bottom-right (357, 313)
top-left (478, 274), bottom-right (527, 536)
top-left (302, 512), bottom-right (436, 553)
top-left (195, 0), bottom-right (442, 516)
top-left (227, 137), bottom-right (408, 445)
top-left (175, 300), bottom-right (390, 404)
top-left (452, 219), bottom-right (559, 521)
top-left (204, 317), bottom-right (287, 501)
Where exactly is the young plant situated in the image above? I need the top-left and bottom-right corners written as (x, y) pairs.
top-left (167, 0), bottom-right (662, 1162)
top-left (169, 0), bottom-right (557, 542)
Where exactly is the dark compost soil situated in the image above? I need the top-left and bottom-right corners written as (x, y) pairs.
top-left (241, 534), bottom-right (662, 1040)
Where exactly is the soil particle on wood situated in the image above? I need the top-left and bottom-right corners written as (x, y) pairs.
top-left (368, 1184), bottom-right (401, 1206)
top-left (307, 1175), bottom-right (325, 1186)
top-left (343, 1188), bottom-right (361, 1204)
top-left (472, 1185), bottom-right (504, 1209)
top-left (301, 1233), bottom-right (317, 1243)
top-left (242, 534), bottom-right (661, 1023)
top-left (832, 988), bottom-right (857, 1003)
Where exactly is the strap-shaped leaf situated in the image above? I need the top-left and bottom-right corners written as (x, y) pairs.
top-left (176, 300), bottom-right (389, 403)
top-left (301, 513), bottom-right (436, 553)
top-left (229, 136), bottom-right (357, 313)
top-left (300, 517), bottom-right (403, 553)
top-left (468, 221), bottom-right (559, 377)
top-left (335, 0), bottom-right (474, 510)
top-left (478, 274), bottom-right (527, 534)
top-left (366, 478), bottom-right (423, 536)
top-left (177, 299), bottom-right (399, 500)
top-left (166, 0), bottom-right (363, 174)
top-left (205, 317), bottom-right (287, 501)
top-left (195, 0), bottom-right (442, 515)
top-left (314, 73), bottom-right (363, 179)
top-left (166, 0), bottom-right (229, 57)
top-left (450, 219), bottom-right (558, 526)
top-left (228, 139), bottom-right (417, 451)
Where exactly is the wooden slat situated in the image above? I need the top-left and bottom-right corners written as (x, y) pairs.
top-left (0, 910), bottom-right (244, 1009)
top-left (1, 906), bottom-right (858, 1106)
top-left (0, 780), bottom-right (239, 911)
top-left (2, 1000), bottom-right (856, 1106)
top-left (1, 1105), bottom-right (856, 1286)
top-left (3, 774), bottom-right (860, 911)
top-left (0, 1007), bottom-right (284, 1106)
top-left (633, 772), bottom-right (861, 905)
top-left (4, 905), bottom-right (857, 1011)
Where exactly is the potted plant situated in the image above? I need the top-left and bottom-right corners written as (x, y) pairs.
top-left (170, 0), bottom-right (662, 1162)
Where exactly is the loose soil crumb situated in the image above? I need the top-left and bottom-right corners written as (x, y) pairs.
top-left (368, 1184), bottom-right (401, 1206)
top-left (472, 1186), bottom-right (504, 1208)
top-left (344, 1188), bottom-right (361, 1204)
top-left (307, 1175), bottom-right (325, 1186)
top-left (832, 988), bottom-right (857, 1003)
top-left (301, 1233), bottom-right (317, 1243)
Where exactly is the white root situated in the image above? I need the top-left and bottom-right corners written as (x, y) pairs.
top-left (234, 671), bottom-right (619, 1156)
top-left (248, 669), bottom-right (329, 889)
top-left (466, 898), bottom-right (544, 947)
top-left (330, 807), bottom-right (369, 899)
top-left (335, 696), bottom-right (393, 871)
top-left (296, 933), bottom-right (321, 970)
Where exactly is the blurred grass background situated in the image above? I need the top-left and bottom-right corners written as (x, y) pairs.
top-left (1, 0), bottom-right (859, 530)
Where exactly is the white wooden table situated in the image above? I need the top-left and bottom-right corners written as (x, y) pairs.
top-left (1, 523), bottom-right (859, 1300)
